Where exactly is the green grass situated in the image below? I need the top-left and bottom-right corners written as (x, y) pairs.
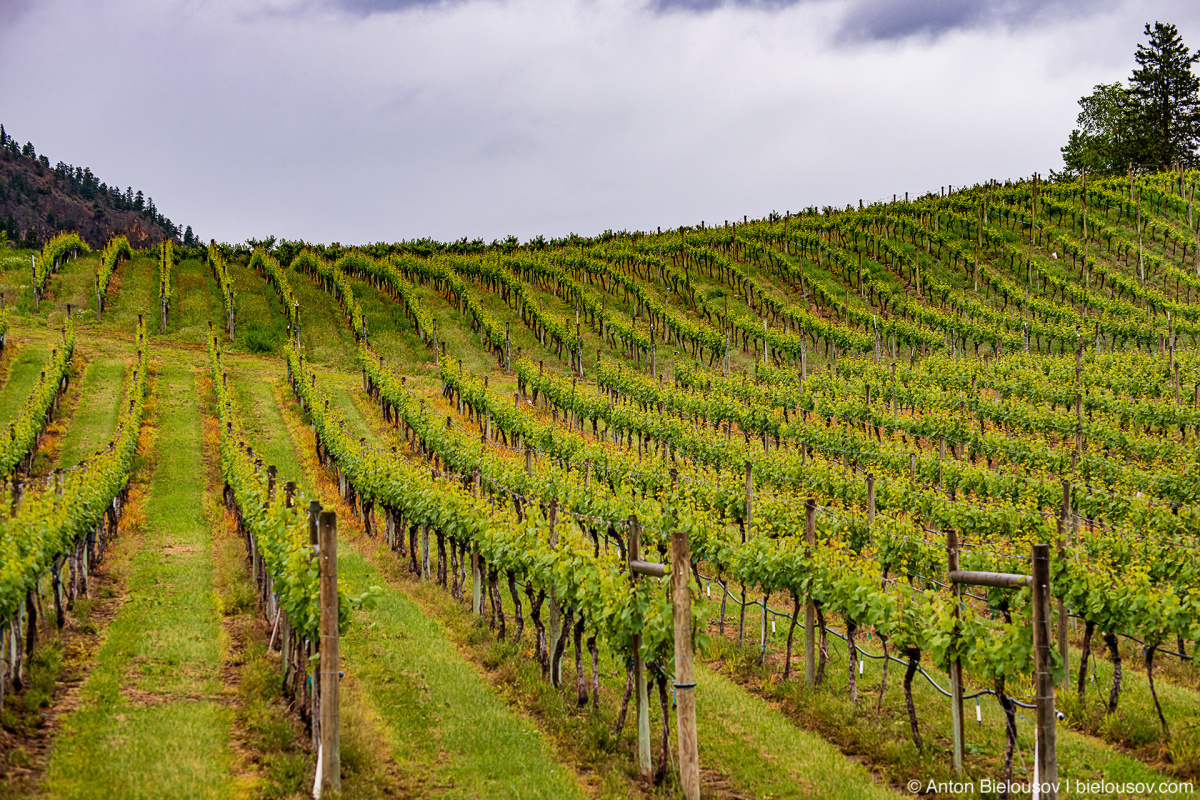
top-left (165, 258), bottom-right (217, 344)
top-left (226, 260), bottom-right (288, 356)
top-left (0, 343), bottom-right (49, 422)
top-left (286, 266), bottom-right (357, 366)
top-left (40, 361), bottom-right (237, 800)
top-left (693, 663), bottom-right (894, 799)
top-left (225, 358), bottom-right (311, 495)
top-left (338, 547), bottom-right (589, 799)
top-left (53, 358), bottom-right (128, 467)
top-left (346, 276), bottom-right (430, 372)
top-left (100, 254), bottom-right (159, 335)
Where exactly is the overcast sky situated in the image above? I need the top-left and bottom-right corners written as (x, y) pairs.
top-left (2, 0), bottom-right (1198, 245)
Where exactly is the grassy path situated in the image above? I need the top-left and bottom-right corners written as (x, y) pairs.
top-left (53, 359), bottom-right (128, 468)
top-left (219, 354), bottom-right (589, 798)
top-left (0, 342), bottom-right (49, 421)
top-left (692, 666), bottom-right (895, 799)
top-left (40, 361), bottom-right (237, 800)
top-left (288, 268), bottom-right (357, 366)
top-left (104, 255), bottom-right (159, 334)
top-left (337, 549), bottom-right (587, 799)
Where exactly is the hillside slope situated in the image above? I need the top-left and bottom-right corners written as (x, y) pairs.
top-left (0, 126), bottom-right (188, 250)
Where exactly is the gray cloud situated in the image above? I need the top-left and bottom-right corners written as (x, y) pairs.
top-left (300, 0), bottom-right (1128, 43)
top-left (647, 0), bottom-right (803, 11)
top-left (322, 0), bottom-right (454, 12)
top-left (645, 0), bottom-right (1122, 42)
top-left (0, 0), bottom-right (35, 25)
top-left (835, 0), bottom-right (1125, 42)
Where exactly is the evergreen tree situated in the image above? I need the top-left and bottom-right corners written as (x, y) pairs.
top-left (1060, 22), bottom-right (1200, 174)
top-left (1130, 21), bottom-right (1200, 168)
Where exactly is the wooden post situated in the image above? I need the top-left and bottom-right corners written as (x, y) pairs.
top-left (629, 514), bottom-right (651, 777)
top-left (804, 499), bottom-right (816, 687)
top-left (471, 469), bottom-right (482, 615)
top-left (672, 527), bottom-right (700, 800)
top-left (650, 323), bottom-right (656, 377)
top-left (744, 461), bottom-right (753, 535)
top-left (1072, 392), bottom-right (1083, 458)
top-left (1055, 515), bottom-right (1070, 689)
top-left (866, 473), bottom-right (875, 526)
top-left (505, 322), bottom-right (511, 372)
top-left (422, 521), bottom-right (430, 581)
top-left (1032, 543), bottom-right (1057, 800)
top-left (548, 499), bottom-right (562, 687)
top-left (946, 528), bottom-right (965, 775)
top-left (318, 510), bottom-right (340, 795)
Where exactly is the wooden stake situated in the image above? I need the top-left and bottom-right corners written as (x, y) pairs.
top-left (946, 528), bottom-right (965, 775)
top-left (318, 511), bottom-right (341, 796)
top-left (1075, 394), bottom-right (1083, 457)
top-left (672, 528), bottom-right (700, 800)
top-left (1032, 543), bottom-right (1057, 799)
top-left (1056, 514), bottom-right (1070, 688)
top-left (866, 473), bottom-right (875, 526)
top-left (629, 514), bottom-right (651, 777)
top-left (744, 461), bottom-right (753, 535)
top-left (804, 500), bottom-right (816, 687)
top-left (548, 499), bottom-right (562, 687)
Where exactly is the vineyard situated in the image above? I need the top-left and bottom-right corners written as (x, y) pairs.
top-left (0, 172), bottom-right (1198, 799)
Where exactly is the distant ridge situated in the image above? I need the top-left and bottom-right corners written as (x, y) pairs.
top-left (0, 123), bottom-right (195, 250)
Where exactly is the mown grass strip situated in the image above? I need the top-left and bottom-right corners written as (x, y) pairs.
top-left (0, 343), bottom-right (49, 422)
top-left (53, 359), bottom-right (128, 468)
top-left (338, 547), bottom-right (589, 800)
top-left (41, 362), bottom-right (236, 800)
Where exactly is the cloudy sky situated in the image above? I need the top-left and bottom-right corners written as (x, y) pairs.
top-left (2, 0), bottom-right (1198, 245)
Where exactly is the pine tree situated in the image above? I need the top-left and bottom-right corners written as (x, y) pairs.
top-left (1060, 22), bottom-right (1200, 174)
top-left (1130, 21), bottom-right (1200, 168)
